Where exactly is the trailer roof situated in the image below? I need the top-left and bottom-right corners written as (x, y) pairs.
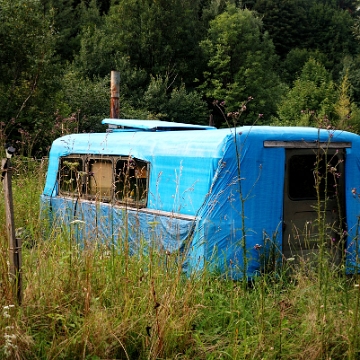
top-left (48, 125), bottom-right (360, 162)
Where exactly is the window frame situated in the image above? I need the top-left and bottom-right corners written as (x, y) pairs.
top-left (58, 154), bottom-right (150, 208)
top-left (58, 155), bottom-right (84, 197)
top-left (114, 157), bottom-right (149, 207)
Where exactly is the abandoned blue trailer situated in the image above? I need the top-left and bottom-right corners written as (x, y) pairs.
top-left (41, 119), bottom-right (360, 278)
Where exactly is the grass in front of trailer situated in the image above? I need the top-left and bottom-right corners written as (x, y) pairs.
top-left (0, 159), bottom-right (360, 360)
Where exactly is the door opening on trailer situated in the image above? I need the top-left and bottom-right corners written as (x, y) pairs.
top-left (283, 148), bottom-right (346, 265)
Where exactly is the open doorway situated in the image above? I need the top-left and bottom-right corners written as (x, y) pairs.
top-left (282, 147), bottom-right (346, 266)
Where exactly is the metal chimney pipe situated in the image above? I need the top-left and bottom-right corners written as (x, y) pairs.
top-left (110, 71), bottom-right (120, 118)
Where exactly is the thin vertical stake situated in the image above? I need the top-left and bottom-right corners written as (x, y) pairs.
top-left (2, 158), bottom-right (22, 304)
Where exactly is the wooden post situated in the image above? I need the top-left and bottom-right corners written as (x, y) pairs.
top-left (2, 156), bottom-right (22, 304)
top-left (110, 70), bottom-right (120, 119)
top-left (209, 114), bottom-right (214, 127)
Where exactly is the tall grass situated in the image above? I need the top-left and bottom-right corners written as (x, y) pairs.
top-left (1, 159), bottom-right (360, 359)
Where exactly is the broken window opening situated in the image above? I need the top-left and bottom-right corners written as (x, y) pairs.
top-left (58, 155), bottom-right (149, 207)
top-left (59, 157), bottom-right (84, 196)
top-left (115, 158), bottom-right (148, 207)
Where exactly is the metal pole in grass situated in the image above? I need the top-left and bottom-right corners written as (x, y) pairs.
top-left (1, 146), bottom-right (22, 305)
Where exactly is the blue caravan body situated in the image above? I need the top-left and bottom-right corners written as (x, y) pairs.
top-left (41, 120), bottom-right (360, 278)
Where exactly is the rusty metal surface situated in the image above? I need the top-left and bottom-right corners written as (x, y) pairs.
top-left (110, 71), bottom-right (120, 118)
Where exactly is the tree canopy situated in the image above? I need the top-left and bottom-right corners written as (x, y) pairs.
top-left (1, 0), bottom-right (360, 155)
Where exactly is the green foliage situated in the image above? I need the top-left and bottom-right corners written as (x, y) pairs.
top-left (167, 85), bottom-right (209, 125)
top-left (199, 4), bottom-right (284, 124)
top-left (341, 55), bottom-right (360, 106)
top-left (143, 76), bottom-right (169, 118)
top-left (253, 0), bottom-right (310, 59)
top-left (0, 0), bottom-right (60, 155)
top-left (334, 71), bottom-right (360, 133)
top-left (276, 59), bottom-right (337, 126)
top-left (0, 0), bottom-right (55, 85)
top-left (76, 0), bottom-right (205, 84)
top-left (143, 75), bottom-right (209, 124)
top-left (306, 1), bottom-right (358, 74)
top-left (54, 70), bottom-right (109, 134)
top-left (1, 0), bottom-right (360, 153)
top-left (281, 48), bottom-right (331, 85)
top-left (254, 0), bottom-right (358, 70)
top-left (199, 0), bottom-right (231, 24)
top-left (335, 0), bottom-right (360, 13)
top-left (278, 57), bottom-right (360, 131)
top-left (38, 0), bottom-right (104, 63)
top-left (74, 15), bottom-right (150, 82)
top-left (75, 26), bottom-right (115, 79)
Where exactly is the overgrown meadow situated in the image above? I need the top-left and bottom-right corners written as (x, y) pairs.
top-left (1, 158), bottom-right (360, 360)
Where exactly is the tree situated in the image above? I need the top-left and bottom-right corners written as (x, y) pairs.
top-left (253, 0), bottom-right (358, 74)
top-left (76, 0), bottom-right (205, 85)
top-left (199, 4), bottom-right (284, 125)
top-left (333, 65), bottom-right (360, 132)
top-left (305, 1), bottom-right (358, 74)
top-left (0, 0), bottom-right (58, 155)
top-left (253, 0), bottom-right (310, 59)
top-left (276, 59), bottom-right (337, 126)
top-left (281, 48), bottom-right (330, 85)
top-left (327, 0), bottom-right (359, 14)
top-left (340, 55), bottom-right (360, 107)
top-left (54, 69), bottom-right (109, 134)
top-left (143, 75), bottom-right (209, 124)
top-left (334, 71), bottom-right (353, 130)
top-left (35, 0), bottom-right (103, 63)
